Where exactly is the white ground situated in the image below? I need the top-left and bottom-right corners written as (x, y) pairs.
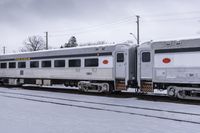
top-left (0, 87), bottom-right (200, 133)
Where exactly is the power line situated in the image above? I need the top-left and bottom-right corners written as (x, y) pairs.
top-left (47, 11), bottom-right (200, 38)
top-left (40, 11), bottom-right (200, 45)
top-left (141, 10), bottom-right (200, 18)
top-left (141, 16), bottom-right (200, 23)
top-left (49, 15), bottom-right (136, 33)
top-left (48, 19), bottom-right (136, 38)
top-left (139, 10), bottom-right (200, 23)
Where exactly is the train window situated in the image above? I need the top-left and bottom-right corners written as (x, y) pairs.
top-left (85, 58), bottom-right (99, 67)
top-left (18, 62), bottom-right (26, 68)
top-left (30, 61), bottom-right (39, 68)
top-left (42, 60), bottom-right (52, 68)
top-left (69, 59), bottom-right (81, 67)
top-left (0, 63), bottom-right (7, 68)
top-left (9, 62), bottom-right (16, 68)
top-left (117, 53), bottom-right (124, 62)
top-left (54, 60), bottom-right (65, 67)
top-left (142, 52), bottom-right (151, 62)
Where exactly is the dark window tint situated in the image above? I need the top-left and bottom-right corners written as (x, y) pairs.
top-left (18, 62), bottom-right (26, 68)
top-left (42, 60), bottom-right (51, 68)
top-left (9, 62), bottom-right (16, 68)
top-left (85, 58), bottom-right (98, 67)
top-left (54, 60), bottom-right (65, 67)
top-left (69, 59), bottom-right (81, 67)
top-left (0, 63), bottom-right (7, 68)
top-left (30, 61), bottom-right (39, 68)
top-left (117, 53), bottom-right (124, 62)
top-left (142, 52), bottom-right (151, 62)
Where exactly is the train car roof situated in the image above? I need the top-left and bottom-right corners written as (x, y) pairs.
top-left (0, 43), bottom-right (132, 61)
top-left (151, 38), bottom-right (200, 50)
top-left (138, 38), bottom-right (200, 51)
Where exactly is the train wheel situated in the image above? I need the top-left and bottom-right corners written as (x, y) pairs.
top-left (107, 83), bottom-right (114, 94)
top-left (167, 86), bottom-right (176, 97)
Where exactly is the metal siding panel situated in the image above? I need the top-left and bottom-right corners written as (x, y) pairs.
top-left (0, 68), bottom-right (114, 81)
top-left (154, 67), bottom-right (200, 84)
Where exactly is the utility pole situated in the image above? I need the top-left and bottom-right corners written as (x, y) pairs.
top-left (136, 15), bottom-right (140, 45)
top-left (45, 32), bottom-right (48, 50)
top-left (3, 46), bottom-right (5, 54)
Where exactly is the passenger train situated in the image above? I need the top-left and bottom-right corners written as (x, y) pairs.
top-left (0, 38), bottom-right (200, 100)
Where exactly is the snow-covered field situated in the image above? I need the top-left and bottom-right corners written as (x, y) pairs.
top-left (0, 87), bottom-right (200, 133)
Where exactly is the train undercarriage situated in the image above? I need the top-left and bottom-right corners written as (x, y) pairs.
top-left (153, 83), bottom-right (200, 100)
top-left (1, 78), bottom-right (200, 100)
top-left (0, 78), bottom-right (116, 93)
top-left (167, 86), bottom-right (200, 100)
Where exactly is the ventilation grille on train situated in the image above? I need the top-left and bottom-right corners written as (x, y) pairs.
top-left (141, 82), bottom-right (153, 93)
top-left (116, 80), bottom-right (126, 90)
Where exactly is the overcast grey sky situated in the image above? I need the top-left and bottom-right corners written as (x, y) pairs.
top-left (1, 0), bottom-right (200, 53)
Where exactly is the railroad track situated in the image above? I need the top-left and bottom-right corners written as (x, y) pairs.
top-left (0, 90), bottom-right (199, 116)
top-left (2, 85), bottom-right (200, 105)
top-left (0, 90), bottom-right (200, 125)
top-left (20, 85), bottom-right (200, 105)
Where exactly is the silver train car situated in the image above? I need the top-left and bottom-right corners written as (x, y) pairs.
top-left (1, 38), bottom-right (200, 100)
top-left (0, 44), bottom-right (137, 92)
top-left (138, 38), bottom-right (200, 100)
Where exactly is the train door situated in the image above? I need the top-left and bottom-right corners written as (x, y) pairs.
top-left (116, 52), bottom-right (126, 78)
top-left (140, 51), bottom-right (152, 79)
top-left (115, 52), bottom-right (127, 90)
top-left (140, 50), bottom-right (153, 92)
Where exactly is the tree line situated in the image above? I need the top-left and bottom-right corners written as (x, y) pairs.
top-left (20, 35), bottom-right (133, 52)
top-left (21, 35), bottom-right (79, 52)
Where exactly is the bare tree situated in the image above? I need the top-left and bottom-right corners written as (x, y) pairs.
top-left (21, 36), bottom-right (45, 52)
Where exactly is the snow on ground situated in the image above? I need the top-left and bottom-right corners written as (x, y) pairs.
top-left (0, 87), bottom-right (200, 133)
